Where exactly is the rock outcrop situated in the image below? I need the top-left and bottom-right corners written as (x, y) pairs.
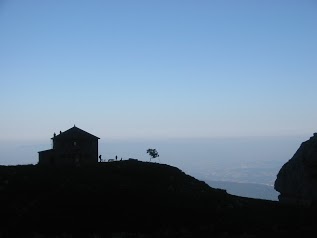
top-left (275, 133), bottom-right (317, 205)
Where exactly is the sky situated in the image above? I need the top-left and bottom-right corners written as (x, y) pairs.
top-left (1, 1), bottom-right (316, 189)
top-left (1, 0), bottom-right (317, 141)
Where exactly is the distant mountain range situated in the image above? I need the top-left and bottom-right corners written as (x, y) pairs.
top-left (206, 180), bottom-right (279, 201)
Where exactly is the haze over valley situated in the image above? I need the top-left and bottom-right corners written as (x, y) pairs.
top-left (0, 134), bottom-right (308, 200)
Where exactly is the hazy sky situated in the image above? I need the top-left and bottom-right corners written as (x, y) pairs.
top-left (1, 0), bottom-right (317, 141)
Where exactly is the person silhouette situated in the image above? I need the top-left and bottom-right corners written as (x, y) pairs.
top-left (115, 155), bottom-right (118, 161)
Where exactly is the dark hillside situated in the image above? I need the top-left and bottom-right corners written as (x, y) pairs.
top-left (0, 160), bottom-right (317, 237)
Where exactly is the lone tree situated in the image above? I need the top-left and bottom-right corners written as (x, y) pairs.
top-left (147, 148), bottom-right (159, 162)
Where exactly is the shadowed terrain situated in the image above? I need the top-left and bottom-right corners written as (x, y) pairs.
top-left (1, 160), bottom-right (317, 237)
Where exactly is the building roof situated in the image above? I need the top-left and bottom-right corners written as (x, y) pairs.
top-left (38, 149), bottom-right (54, 154)
top-left (52, 125), bottom-right (100, 140)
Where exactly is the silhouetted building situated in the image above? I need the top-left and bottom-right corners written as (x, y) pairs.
top-left (38, 125), bottom-right (100, 166)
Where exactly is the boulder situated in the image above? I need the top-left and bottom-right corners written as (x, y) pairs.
top-left (274, 133), bottom-right (317, 205)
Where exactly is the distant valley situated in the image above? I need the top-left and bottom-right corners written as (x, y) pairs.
top-left (206, 180), bottom-right (279, 201)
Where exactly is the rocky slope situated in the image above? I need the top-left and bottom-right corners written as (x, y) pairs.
top-left (275, 133), bottom-right (317, 204)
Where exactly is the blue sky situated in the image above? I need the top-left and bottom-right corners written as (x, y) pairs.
top-left (1, 0), bottom-right (317, 141)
